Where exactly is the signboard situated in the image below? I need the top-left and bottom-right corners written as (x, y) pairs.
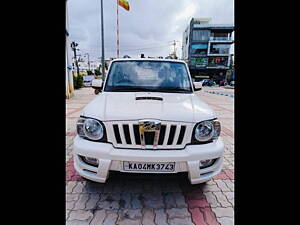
top-left (190, 57), bottom-right (208, 67)
top-left (195, 75), bottom-right (209, 78)
top-left (208, 56), bottom-right (228, 67)
top-left (191, 44), bottom-right (208, 49)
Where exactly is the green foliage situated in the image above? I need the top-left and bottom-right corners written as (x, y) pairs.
top-left (87, 70), bottom-right (93, 75)
top-left (94, 68), bottom-right (102, 75)
top-left (73, 74), bottom-right (84, 89)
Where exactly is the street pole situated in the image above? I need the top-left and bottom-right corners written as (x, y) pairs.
top-left (172, 40), bottom-right (177, 59)
top-left (116, 0), bottom-right (120, 58)
top-left (100, 0), bottom-right (105, 81)
top-left (66, 0), bottom-right (74, 98)
top-left (71, 41), bottom-right (80, 77)
top-left (85, 53), bottom-right (90, 71)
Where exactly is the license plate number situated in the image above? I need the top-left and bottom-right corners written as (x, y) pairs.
top-left (123, 162), bottom-right (175, 172)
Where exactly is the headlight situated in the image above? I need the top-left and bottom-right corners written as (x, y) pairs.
top-left (194, 120), bottom-right (221, 142)
top-left (77, 117), bottom-right (104, 141)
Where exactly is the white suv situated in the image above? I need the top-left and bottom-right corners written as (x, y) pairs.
top-left (73, 59), bottom-right (224, 184)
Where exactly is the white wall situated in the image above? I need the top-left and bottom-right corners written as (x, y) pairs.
top-left (66, 0), bottom-right (74, 98)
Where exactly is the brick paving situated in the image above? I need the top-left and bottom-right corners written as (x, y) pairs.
top-left (66, 86), bottom-right (234, 225)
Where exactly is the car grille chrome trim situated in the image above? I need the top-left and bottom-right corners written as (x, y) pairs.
top-left (105, 121), bottom-right (192, 150)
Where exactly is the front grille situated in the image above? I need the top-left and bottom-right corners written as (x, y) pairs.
top-left (176, 126), bottom-right (186, 145)
top-left (133, 124), bottom-right (141, 145)
top-left (113, 125), bottom-right (122, 144)
top-left (122, 124), bottom-right (132, 144)
top-left (158, 125), bottom-right (166, 145)
top-left (106, 121), bottom-right (192, 150)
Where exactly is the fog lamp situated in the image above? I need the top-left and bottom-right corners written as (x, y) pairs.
top-left (200, 159), bottom-right (215, 169)
top-left (81, 156), bottom-right (99, 167)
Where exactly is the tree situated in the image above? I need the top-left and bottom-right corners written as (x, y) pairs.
top-left (94, 68), bottom-right (102, 75)
top-left (87, 70), bottom-right (93, 75)
top-left (73, 74), bottom-right (84, 89)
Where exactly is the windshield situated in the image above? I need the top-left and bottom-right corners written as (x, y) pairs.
top-left (104, 61), bottom-right (193, 93)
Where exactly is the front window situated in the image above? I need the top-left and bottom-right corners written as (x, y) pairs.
top-left (104, 61), bottom-right (192, 93)
top-left (192, 30), bottom-right (210, 41)
top-left (210, 32), bottom-right (231, 41)
top-left (191, 44), bottom-right (208, 55)
top-left (210, 44), bottom-right (230, 54)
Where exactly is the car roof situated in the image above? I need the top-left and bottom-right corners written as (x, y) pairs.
top-left (110, 58), bottom-right (186, 64)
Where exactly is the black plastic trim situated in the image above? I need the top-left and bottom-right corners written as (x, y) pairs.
top-left (136, 97), bottom-right (163, 101)
top-left (113, 125), bottom-right (122, 144)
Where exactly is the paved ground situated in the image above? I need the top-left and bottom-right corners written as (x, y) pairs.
top-left (66, 86), bottom-right (234, 225)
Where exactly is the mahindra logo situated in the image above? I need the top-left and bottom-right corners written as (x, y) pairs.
top-left (138, 120), bottom-right (161, 148)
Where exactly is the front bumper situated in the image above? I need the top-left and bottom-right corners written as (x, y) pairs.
top-left (73, 136), bottom-right (224, 184)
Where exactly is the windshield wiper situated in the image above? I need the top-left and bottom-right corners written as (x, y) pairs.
top-left (157, 87), bottom-right (191, 93)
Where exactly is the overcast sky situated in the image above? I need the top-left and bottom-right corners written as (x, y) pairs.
top-left (67, 0), bottom-right (234, 61)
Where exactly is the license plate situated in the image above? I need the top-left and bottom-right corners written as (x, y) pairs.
top-left (123, 161), bottom-right (175, 172)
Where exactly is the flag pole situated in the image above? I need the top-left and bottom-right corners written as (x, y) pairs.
top-left (100, 0), bottom-right (105, 80)
top-left (116, 0), bottom-right (120, 58)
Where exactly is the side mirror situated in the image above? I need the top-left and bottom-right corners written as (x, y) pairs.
top-left (92, 79), bottom-right (103, 94)
top-left (193, 81), bottom-right (202, 91)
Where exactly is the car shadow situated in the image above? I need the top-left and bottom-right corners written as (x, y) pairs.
top-left (82, 172), bottom-right (207, 194)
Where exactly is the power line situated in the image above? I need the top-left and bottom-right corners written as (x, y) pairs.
top-left (77, 45), bottom-right (171, 57)
top-left (81, 44), bottom-right (172, 52)
top-left (122, 44), bottom-right (172, 51)
top-left (87, 41), bottom-right (173, 49)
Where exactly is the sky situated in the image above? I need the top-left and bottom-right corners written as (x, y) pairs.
top-left (67, 0), bottom-right (234, 61)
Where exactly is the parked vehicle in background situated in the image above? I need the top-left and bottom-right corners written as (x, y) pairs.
top-left (219, 80), bottom-right (228, 87)
top-left (192, 78), bottom-right (203, 91)
top-left (74, 58), bottom-right (224, 184)
top-left (83, 75), bottom-right (95, 87)
top-left (202, 79), bottom-right (216, 87)
top-left (201, 79), bottom-right (209, 86)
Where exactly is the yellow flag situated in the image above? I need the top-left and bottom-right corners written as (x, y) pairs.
top-left (118, 0), bottom-right (130, 11)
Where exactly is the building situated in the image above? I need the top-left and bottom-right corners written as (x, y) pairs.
top-left (78, 60), bottom-right (101, 74)
top-left (66, 0), bottom-right (74, 98)
top-left (182, 18), bottom-right (234, 83)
